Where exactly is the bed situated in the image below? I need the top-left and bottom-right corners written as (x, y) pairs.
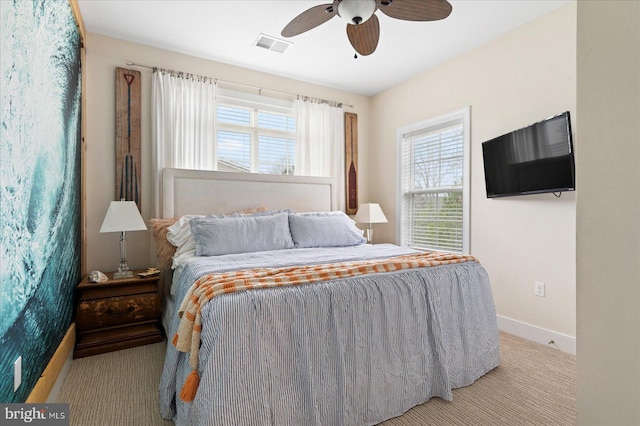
top-left (157, 168), bottom-right (500, 426)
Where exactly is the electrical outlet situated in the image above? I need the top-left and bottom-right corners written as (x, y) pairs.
top-left (534, 281), bottom-right (545, 297)
top-left (14, 356), bottom-right (21, 392)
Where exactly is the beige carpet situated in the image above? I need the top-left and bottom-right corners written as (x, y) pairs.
top-left (381, 333), bottom-right (576, 426)
top-left (57, 343), bottom-right (173, 426)
top-left (57, 333), bottom-right (576, 425)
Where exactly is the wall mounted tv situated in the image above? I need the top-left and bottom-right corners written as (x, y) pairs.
top-left (481, 111), bottom-right (575, 198)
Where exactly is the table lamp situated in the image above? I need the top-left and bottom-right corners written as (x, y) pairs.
top-left (354, 203), bottom-right (388, 244)
top-left (100, 199), bottom-right (147, 279)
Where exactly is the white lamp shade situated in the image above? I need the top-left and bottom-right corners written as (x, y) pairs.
top-left (354, 203), bottom-right (388, 224)
top-left (338, 0), bottom-right (376, 25)
top-left (100, 200), bottom-right (147, 233)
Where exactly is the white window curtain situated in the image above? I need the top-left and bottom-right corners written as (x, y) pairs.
top-left (151, 69), bottom-right (216, 216)
top-left (294, 98), bottom-right (345, 211)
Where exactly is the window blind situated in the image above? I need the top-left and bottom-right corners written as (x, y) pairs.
top-left (400, 119), bottom-right (465, 253)
top-left (215, 89), bottom-right (295, 174)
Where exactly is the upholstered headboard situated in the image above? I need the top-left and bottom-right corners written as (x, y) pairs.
top-left (161, 168), bottom-right (337, 218)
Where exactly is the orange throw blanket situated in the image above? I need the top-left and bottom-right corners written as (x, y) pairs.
top-left (173, 251), bottom-right (476, 401)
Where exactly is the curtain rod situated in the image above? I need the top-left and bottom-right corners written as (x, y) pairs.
top-left (125, 60), bottom-right (354, 109)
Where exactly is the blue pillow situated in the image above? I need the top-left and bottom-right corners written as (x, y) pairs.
top-left (288, 213), bottom-right (366, 248)
top-left (190, 212), bottom-right (294, 256)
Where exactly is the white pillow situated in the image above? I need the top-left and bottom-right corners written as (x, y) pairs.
top-left (167, 214), bottom-right (205, 249)
top-left (288, 212), bottom-right (366, 248)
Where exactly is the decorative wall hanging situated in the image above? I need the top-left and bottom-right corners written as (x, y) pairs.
top-left (345, 112), bottom-right (358, 215)
top-left (0, 0), bottom-right (82, 402)
top-left (115, 67), bottom-right (142, 210)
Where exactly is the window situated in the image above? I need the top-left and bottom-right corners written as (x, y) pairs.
top-left (398, 107), bottom-right (470, 253)
top-left (215, 89), bottom-right (295, 174)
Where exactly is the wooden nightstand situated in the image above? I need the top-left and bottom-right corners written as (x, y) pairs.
top-left (74, 270), bottom-right (163, 358)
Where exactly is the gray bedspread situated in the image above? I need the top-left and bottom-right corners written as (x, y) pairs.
top-left (159, 244), bottom-right (499, 425)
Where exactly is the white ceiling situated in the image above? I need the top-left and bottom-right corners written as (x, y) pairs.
top-left (77, 0), bottom-right (569, 97)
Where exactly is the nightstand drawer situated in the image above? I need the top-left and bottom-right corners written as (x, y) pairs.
top-left (76, 293), bottom-right (161, 330)
top-left (78, 281), bottom-right (158, 300)
top-left (74, 323), bottom-right (163, 358)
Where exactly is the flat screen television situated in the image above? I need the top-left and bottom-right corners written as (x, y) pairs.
top-left (481, 111), bottom-right (575, 198)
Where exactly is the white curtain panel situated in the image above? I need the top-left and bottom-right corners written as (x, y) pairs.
top-left (295, 99), bottom-right (345, 211)
top-left (151, 70), bottom-right (216, 216)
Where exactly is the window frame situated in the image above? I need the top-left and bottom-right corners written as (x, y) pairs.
top-left (215, 88), bottom-right (296, 174)
top-left (396, 107), bottom-right (471, 254)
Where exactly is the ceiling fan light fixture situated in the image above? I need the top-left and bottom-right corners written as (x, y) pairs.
top-left (338, 0), bottom-right (376, 25)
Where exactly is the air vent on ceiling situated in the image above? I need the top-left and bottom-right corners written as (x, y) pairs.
top-left (254, 33), bottom-right (292, 54)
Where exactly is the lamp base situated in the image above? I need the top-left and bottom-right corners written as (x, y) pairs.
top-left (113, 230), bottom-right (133, 279)
top-left (113, 269), bottom-right (133, 279)
top-left (365, 227), bottom-right (374, 244)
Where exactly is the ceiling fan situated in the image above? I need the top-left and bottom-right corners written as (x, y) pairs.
top-left (281, 0), bottom-right (453, 57)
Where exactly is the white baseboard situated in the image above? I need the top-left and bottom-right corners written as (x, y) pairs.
top-left (497, 315), bottom-right (576, 355)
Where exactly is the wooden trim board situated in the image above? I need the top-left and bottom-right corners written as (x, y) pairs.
top-left (27, 324), bottom-right (76, 403)
top-left (69, 0), bottom-right (87, 276)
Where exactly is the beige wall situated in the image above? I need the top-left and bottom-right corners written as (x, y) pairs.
top-left (368, 4), bottom-right (577, 337)
top-left (576, 1), bottom-right (640, 424)
top-left (84, 33), bottom-right (372, 273)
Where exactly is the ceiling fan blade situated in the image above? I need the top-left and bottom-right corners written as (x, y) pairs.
top-left (281, 3), bottom-right (338, 37)
top-left (346, 14), bottom-right (380, 56)
top-left (377, 0), bottom-right (452, 21)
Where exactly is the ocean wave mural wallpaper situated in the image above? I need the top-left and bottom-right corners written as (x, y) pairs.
top-left (0, 0), bottom-right (82, 402)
